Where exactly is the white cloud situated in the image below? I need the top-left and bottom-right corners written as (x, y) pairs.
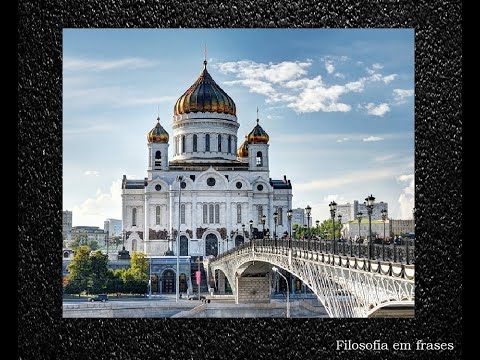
top-left (397, 174), bottom-right (414, 219)
top-left (217, 58), bottom-right (397, 114)
top-left (334, 72), bottom-right (345, 78)
top-left (372, 63), bottom-right (384, 70)
top-left (64, 56), bottom-right (157, 71)
top-left (72, 180), bottom-right (122, 227)
top-left (393, 89), bottom-right (414, 104)
top-left (363, 136), bottom-right (384, 142)
top-left (324, 59), bottom-right (335, 74)
top-left (336, 137), bottom-right (350, 143)
top-left (84, 170), bottom-right (100, 176)
top-left (382, 74), bottom-right (397, 84)
top-left (365, 103), bottom-right (390, 116)
top-left (374, 154), bottom-right (396, 162)
top-left (296, 167), bottom-right (397, 191)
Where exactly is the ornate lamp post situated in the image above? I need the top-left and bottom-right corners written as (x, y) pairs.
top-left (242, 223), bottom-right (245, 247)
top-left (273, 211), bottom-right (278, 247)
top-left (329, 201), bottom-right (337, 254)
top-left (356, 211), bottom-right (363, 243)
top-left (175, 175), bottom-right (184, 303)
top-left (249, 219), bottom-right (253, 243)
top-left (287, 209), bottom-right (293, 248)
top-left (305, 205), bottom-right (311, 231)
top-left (365, 194), bottom-right (375, 260)
top-left (261, 214), bottom-right (266, 245)
top-left (337, 214), bottom-right (343, 255)
top-left (381, 209), bottom-right (388, 261)
top-left (303, 224), bottom-right (308, 250)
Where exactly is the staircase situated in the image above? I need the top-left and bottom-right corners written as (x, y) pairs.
top-left (190, 256), bottom-right (208, 294)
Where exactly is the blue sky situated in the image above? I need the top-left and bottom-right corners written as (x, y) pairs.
top-left (63, 29), bottom-right (414, 228)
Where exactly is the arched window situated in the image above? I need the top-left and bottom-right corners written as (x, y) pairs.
top-left (63, 251), bottom-right (69, 259)
top-left (155, 151), bottom-right (161, 167)
top-left (209, 204), bottom-right (214, 223)
top-left (181, 135), bottom-right (186, 153)
top-left (132, 208), bottom-right (137, 226)
top-left (228, 135), bottom-right (232, 154)
top-left (193, 134), bottom-right (197, 152)
top-left (205, 134), bottom-right (210, 152)
top-left (257, 205), bottom-right (263, 224)
top-left (215, 204), bottom-right (220, 224)
top-left (132, 239), bottom-right (137, 252)
top-left (278, 207), bottom-right (283, 225)
top-left (233, 137), bottom-right (236, 154)
top-left (218, 134), bottom-right (222, 152)
top-left (180, 204), bottom-right (186, 224)
top-left (256, 151), bottom-right (263, 166)
top-left (203, 204), bottom-right (208, 224)
top-left (155, 206), bottom-right (161, 225)
top-left (236, 203), bottom-right (242, 224)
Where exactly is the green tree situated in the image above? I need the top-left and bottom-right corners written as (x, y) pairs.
top-left (66, 246), bottom-right (91, 294)
top-left (88, 240), bottom-right (100, 251)
top-left (89, 251), bottom-right (109, 294)
top-left (70, 233), bottom-right (88, 251)
top-left (318, 218), bottom-right (343, 240)
top-left (129, 252), bottom-right (149, 282)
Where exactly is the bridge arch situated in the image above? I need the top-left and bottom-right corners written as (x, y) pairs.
top-left (209, 242), bottom-right (415, 318)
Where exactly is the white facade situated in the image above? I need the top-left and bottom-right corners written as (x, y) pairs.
top-left (71, 226), bottom-right (108, 246)
top-left (342, 219), bottom-right (390, 239)
top-left (291, 208), bottom-right (305, 227)
top-left (121, 61), bottom-right (293, 258)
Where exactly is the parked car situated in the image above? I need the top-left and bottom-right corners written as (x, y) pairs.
top-left (88, 294), bottom-right (108, 302)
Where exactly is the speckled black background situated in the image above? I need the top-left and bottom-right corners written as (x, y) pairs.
top-left (17, 0), bottom-right (462, 359)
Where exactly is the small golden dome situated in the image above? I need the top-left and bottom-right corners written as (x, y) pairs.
top-left (147, 117), bottom-right (169, 143)
top-left (247, 118), bottom-right (269, 144)
top-left (237, 138), bottom-right (249, 158)
top-left (174, 60), bottom-right (236, 117)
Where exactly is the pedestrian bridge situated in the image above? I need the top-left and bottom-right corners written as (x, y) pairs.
top-left (208, 239), bottom-right (414, 318)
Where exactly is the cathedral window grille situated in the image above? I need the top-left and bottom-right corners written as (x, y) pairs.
top-left (257, 206), bottom-right (263, 224)
top-left (209, 204), bottom-right (214, 223)
top-left (218, 134), bottom-right (222, 152)
top-left (256, 151), bottom-right (263, 166)
top-left (180, 204), bottom-right (186, 224)
top-left (181, 135), bottom-right (186, 153)
top-left (228, 135), bottom-right (232, 154)
top-left (236, 204), bottom-right (242, 224)
top-left (193, 134), bottom-right (198, 152)
top-left (155, 206), bottom-right (161, 225)
top-left (155, 151), bottom-right (161, 167)
top-left (278, 207), bottom-right (283, 225)
top-left (205, 134), bottom-right (210, 152)
top-left (215, 204), bottom-right (220, 223)
top-left (203, 204), bottom-right (208, 224)
top-left (132, 208), bottom-right (137, 226)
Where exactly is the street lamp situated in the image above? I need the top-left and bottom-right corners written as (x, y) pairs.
top-left (315, 220), bottom-right (319, 237)
top-left (273, 211), bottom-right (278, 246)
top-left (356, 211), bottom-right (363, 257)
top-left (249, 219), bottom-right (254, 246)
top-left (261, 214), bottom-right (266, 244)
top-left (305, 205), bottom-right (311, 230)
top-left (242, 224), bottom-right (245, 246)
top-left (329, 201), bottom-right (337, 254)
top-left (337, 214), bottom-right (343, 255)
top-left (272, 267), bottom-right (290, 318)
top-left (175, 175), bottom-right (184, 303)
top-left (287, 209), bottom-right (293, 248)
top-left (381, 209), bottom-right (388, 261)
top-left (365, 194), bottom-right (375, 260)
top-left (303, 224), bottom-right (308, 249)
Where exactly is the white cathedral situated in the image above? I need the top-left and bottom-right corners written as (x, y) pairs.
top-left (121, 58), bottom-right (293, 284)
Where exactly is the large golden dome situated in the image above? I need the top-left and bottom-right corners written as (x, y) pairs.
top-left (247, 119), bottom-right (269, 144)
top-left (147, 117), bottom-right (169, 143)
top-left (174, 60), bottom-right (236, 117)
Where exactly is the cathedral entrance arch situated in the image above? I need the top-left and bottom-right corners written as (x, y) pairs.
top-left (180, 235), bottom-right (189, 256)
top-left (235, 235), bottom-right (244, 247)
top-left (162, 269), bottom-right (175, 293)
top-left (205, 233), bottom-right (218, 257)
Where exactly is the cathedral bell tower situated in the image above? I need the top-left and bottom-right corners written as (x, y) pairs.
top-left (246, 113), bottom-right (270, 171)
top-left (147, 116), bottom-right (169, 178)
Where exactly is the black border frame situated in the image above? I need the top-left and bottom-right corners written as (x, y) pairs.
top-left (18, 1), bottom-right (462, 359)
